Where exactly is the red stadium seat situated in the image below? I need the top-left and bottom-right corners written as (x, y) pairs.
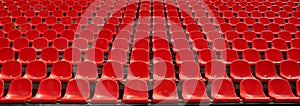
top-left (153, 61), bottom-right (176, 81)
top-left (220, 49), bottom-right (239, 64)
top-left (101, 61), bottom-right (124, 82)
top-left (211, 79), bottom-right (240, 102)
top-left (25, 30), bottom-right (40, 42)
top-left (256, 60), bottom-right (281, 82)
top-left (94, 38), bottom-right (109, 52)
top-left (75, 61), bottom-right (98, 82)
top-left (212, 38), bottom-right (228, 51)
top-left (242, 31), bottom-right (256, 42)
top-left (287, 49), bottom-right (300, 62)
top-left (206, 31), bottom-right (222, 42)
top-left (130, 49), bottom-right (149, 63)
top-left (61, 79), bottom-right (90, 103)
top-left (268, 23), bottom-right (281, 32)
top-left (53, 38), bottom-right (68, 52)
top-left (220, 23), bottom-right (232, 32)
top-left (98, 29), bottom-right (113, 42)
top-left (153, 49), bottom-right (172, 63)
top-left (7, 30), bottom-right (22, 41)
top-left (0, 48), bottom-right (14, 64)
top-left (40, 48), bottom-right (58, 64)
top-left (284, 24), bottom-right (297, 33)
top-left (132, 39), bottom-right (149, 50)
top-left (271, 39), bottom-right (288, 51)
top-left (240, 79), bottom-right (270, 102)
top-left (189, 31), bottom-right (204, 41)
top-left (205, 60), bottom-right (229, 80)
top-left (117, 31), bottom-right (131, 41)
top-left (0, 61), bottom-right (22, 81)
top-left (152, 79), bottom-right (178, 103)
top-left (112, 38), bottom-right (130, 52)
top-left (242, 49), bottom-right (260, 64)
top-left (61, 30), bottom-right (75, 42)
top-left (128, 62), bottom-right (149, 81)
top-left (175, 49), bottom-right (194, 65)
top-left (31, 79), bottom-right (61, 103)
top-left (123, 79), bottom-right (149, 103)
top-left (198, 49), bottom-right (217, 65)
top-left (79, 30), bottom-right (95, 42)
top-left (230, 60), bottom-right (255, 82)
top-left (12, 38), bottom-right (29, 52)
top-left (85, 48), bottom-right (104, 65)
top-left (0, 38), bottom-right (9, 48)
top-left (192, 38), bottom-right (209, 51)
top-left (73, 38), bottom-right (88, 51)
top-left (252, 38), bottom-right (268, 52)
top-left (62, 48), bottom-right (82, 64)
top-left (0, 78), bottom-right (32, 103)
top-left (277, 31), bottom-right (293, 41)
top-left (18, 47), bottom-right (36, 64)
top-left (43, 30), bottom-right (57, 42)
top-left (134, 30), bottom-right (150, 41)
top-left (280, 60), bottom-right (300, 82)
top-left (33, 38), bottom-right (48, 51)
top-left (179, 61), bottom-right (202, 81)
top-left (182, 79), bottom-right (210, 102)
top-left (153, 39), bottom-right (170, 51)
top-left (23, 61), bottom-right (46, 82)
top-left (261, 31), bottom-right (274, 42)
top-left (224, 31), bottom-right (239, 41)
top-left (236, 23), bottom-right (248, 33)
top-left (232, 38), bottom-right (248, 51)
top-left (49, 61), bottom-right (72, 82)
top-left (170, 31), bottom-right (186, 42)
top-left (91, 79), bottom-right (119, 103)
top-left (291, 39), bottom-right (300, 49)
top-left (268, 79), bottom-right (300, 102)
top-left (265, 49), bottom-right (284, 64)
top-left (108, 49), bottom-right (127, 65)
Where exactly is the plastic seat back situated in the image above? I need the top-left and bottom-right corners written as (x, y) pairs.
top-left (0, 61), bottom-right (22, 81)
top-left (153, 79), bottom-right (178, 103)
top-left (123, 79), bottom-right (148, 103)
top-left (85, 48), bottom-right (104, 65)
top-left (153, 61), bottom-right (176, 81)
top-left (75, 61), bottom-right (98, 82)
top-left (179, 61), bottom-right (201, 81)
top-left (128, 62), bottom-right (149, 81)
top-left (153, 49), bottom-right (172, 62)
top-left (50, 61), bottom-right (72, 82)
top-left (211, 79), bottom-right (240, 102)
top-left (198, 49), bottom-right (216, 64)
top-left (287, 49), bottom-right (300, 61)
top-left (4, 78), bottom-right (32, 103)
top-left (61, 79), bottom-right (90, 103)
top-left (280, 60), bottom-right (300, 81)
top-left (24, 61), bottom-right (47, 82)
top-left (230, 60), bottom-right (254, 82)
top-left (63, 48), bottom-right (82, 64)
top-left (130, 49), bottom-right (149, 63)
top-left (268, 79), bottom-right (300, 102)
top-left (205, 60), bottom-right (228, 80)
top-left (256, 60), bottom-right (280, 82)
top-left (92, 79), bottom-right (119, 103)
top-left (240, 79), bottom-right (269, 102)
top-left (18, 47), bottom-right (36, 63)
top-left (31, 78), bottom-right (61, 103)
top-left (101, 61), bottom-right (124, 81)
top-left (182, 79), bottom-right (209, 102)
